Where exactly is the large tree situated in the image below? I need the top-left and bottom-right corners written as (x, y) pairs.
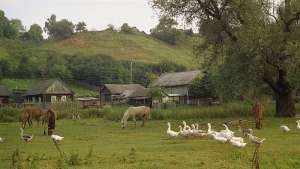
top-left (75, 21), bottom-right (87, 32)
top-left (44, 14), bottom-right (74, 40)
top-left (150, 15), bottom-right (183, 44)
top-left (22, 24), bottom-right (43, 42)
top-left (0, 10), bottom-right (17, 39)
top-left (151, 0), bottom-right (300, 117)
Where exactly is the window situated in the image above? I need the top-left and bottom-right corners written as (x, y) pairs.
top-left (51, 96), bottom-right (57, 103)
top-left (61, 96), bottom-right (67, 102)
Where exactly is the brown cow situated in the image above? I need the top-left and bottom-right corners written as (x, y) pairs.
top-left (252, 101), bottom-right (264, 129)
top-left (22, 107), bottom-right (48, 128)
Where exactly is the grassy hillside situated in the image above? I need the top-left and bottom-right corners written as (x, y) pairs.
top-left (0, 79), bottom-right (97, 97)
top-left (41, 31), bottom-right (201, 68)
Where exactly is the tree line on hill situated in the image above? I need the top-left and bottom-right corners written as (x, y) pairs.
top-left (0, 39), bottom-right (186, 86)
top-left (0, 9), bottom-right (194, 87)
top-left (0, 9), bottom-right (194, 45)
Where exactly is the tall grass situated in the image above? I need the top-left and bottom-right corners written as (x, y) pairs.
top-left (0, 107), bottom-right (22, 122)
top-left (101, 102), bottom-right (299, 121)
top-left (0, 101), bottom-right (298, 123)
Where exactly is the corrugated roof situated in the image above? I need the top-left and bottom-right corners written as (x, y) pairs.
top-left (0, 85), bottom-right (11, 97)
top-left (151, 70), bottom-right (202, 87)
top-left (25, 79), bottom-right (72, 96)
top-left (104, 84), bottom-right (145, 95)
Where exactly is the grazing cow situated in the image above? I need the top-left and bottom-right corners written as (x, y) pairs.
top-left (121, 106), bottom-right (151, 128)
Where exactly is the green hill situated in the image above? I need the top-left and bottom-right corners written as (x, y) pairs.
top-left (40, 31), bottom-right (200, 68)
top-left (0, 79), bottom-right (97, 97)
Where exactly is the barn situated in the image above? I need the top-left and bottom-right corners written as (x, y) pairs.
top-left (24, 79), bottom-right (73, 106)
top-left (0, 85), bottom-right (11, 106)
top-left (151, 70), bottom-right (203, 104)
top-left (99, 84), bottom-right (149, 104)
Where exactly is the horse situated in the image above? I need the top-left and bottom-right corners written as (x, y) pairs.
top-left (121, 106), bottom-right (151, 128)
top-left (21, 107), bottom-right (48, 128)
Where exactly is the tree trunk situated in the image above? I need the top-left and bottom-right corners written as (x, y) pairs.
top-left (264, 70), bottom-right (295, 117)
top-left (275, 89), bottom-right (295, 117)
top-left (274, 70), bottom-right (295, 117)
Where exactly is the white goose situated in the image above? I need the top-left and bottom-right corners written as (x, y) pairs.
top-left (230, 136), bottom-right (244, 143)
top-left (207, 123), bottom-right (217, 135)
top-left (219, 124), bottom-right (234, 139)
top-left (229, 138), bottom-right (247, 148)
top-left (296, 120), bottom-right (300, 130)
top-left (166, 122), bottom-right (179, 138)
top-left (179, 125), bottom-right (189, 137)
top-left (51, 134), bottom-right (64, 143)
top-left (186, 126), bottom-right (194, 136)
top-left (280, 125), bottom-right (291, 132)
top-left (247, 133), bottom-right (265, 144)
top-left (0, 137), bottom-right (4, 143)
top-left (195, 123), bottom-right (205, 133)
top-left (211, 132), bottom-right (228, 143)
top-left (191, 124), bottom-right (206, 137)
top-left (20, 128), bottom-right (33, 142)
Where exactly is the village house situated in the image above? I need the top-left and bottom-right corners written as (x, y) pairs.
top-left (24, 79), bottom-right (73, 106)
top-left (76, 96), bottom-right (100, 108)
top-left (127, 88), bottom-right (152, 107)
top-left (151, 70), bottom-right (203, 104)
top-left (99, 84), bottom-right (150, 105)
top-left (0, 85), bottom-right (11, 106)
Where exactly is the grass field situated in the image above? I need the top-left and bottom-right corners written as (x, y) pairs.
top-left (1, 117), bottom-right (300, 169)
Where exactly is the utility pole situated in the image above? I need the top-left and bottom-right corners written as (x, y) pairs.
top-left (130, 59), bottom-right (133, 84)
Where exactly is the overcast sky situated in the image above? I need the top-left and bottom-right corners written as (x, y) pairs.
top-left (0, 0), bottom-right (160, 33)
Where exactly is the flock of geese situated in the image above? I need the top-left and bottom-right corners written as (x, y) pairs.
top-left (167, 120), bottom-right (300, 147)
top-left (0, 120), bottom-right (299, 147)
top-left (0, 128), bottom-right (64, 143)
top-left (280, 120), bottom-right (300, 132)
top-left (167, 121), bottom-right (267, 148)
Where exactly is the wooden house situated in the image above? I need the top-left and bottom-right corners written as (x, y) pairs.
top-left (99, 84), bottom-right (149, 105)
top-left (76, 96), bottom-right (100, 108)
top-left (24, 79), bottom-right (73, 106)
top-left (0, 85), bottom-right (11, 106)
top-left (128, 88), bottom-right (152, 107)
top-left (151, 70), bottom-right (203, 104)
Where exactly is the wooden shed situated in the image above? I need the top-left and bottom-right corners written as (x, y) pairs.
top-left (24, 79), bottom-right (73, 107)
top-left (128, 88), bottom-right (152, 107)
top-left (151, 70), bottom-right (203, 104)
top-left (99, 84), bottom-right (146, 104)
top-left (0, 85), bottom-right (11, 106)
top-left (76, 96), bottom-right (100, 108)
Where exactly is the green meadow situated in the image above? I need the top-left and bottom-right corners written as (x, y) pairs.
top-left (1, 117), bottom-right (300, 169)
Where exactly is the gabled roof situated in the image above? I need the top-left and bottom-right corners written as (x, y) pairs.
top-left (151, 70), bottom-right (202, 87)
top-left (0, 85), bottom-right (11, 97)
top-left (25, 79), bottom-right (72, 96)
top-left (103, 84), bottom-right (145, 95)
top-left (128, 88), bottom-right (150, 98)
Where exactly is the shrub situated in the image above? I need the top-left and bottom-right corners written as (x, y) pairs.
top-left (0, 107), bottom-right (22, 122)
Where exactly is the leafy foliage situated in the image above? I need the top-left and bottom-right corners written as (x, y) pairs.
top-left (75, 21), bottom-right (87, 32)
top-left (151, 0), bottom-right (300, 116)
top-left (44, 14), bottom-right (74, 40)
top-left (21, 24), bottom-right (43, 42)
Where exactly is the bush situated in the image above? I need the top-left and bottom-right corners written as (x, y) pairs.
top-left (0, 107), bottom-right (22, 122)
top-left (103, 105), bottom-right (128, 121)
